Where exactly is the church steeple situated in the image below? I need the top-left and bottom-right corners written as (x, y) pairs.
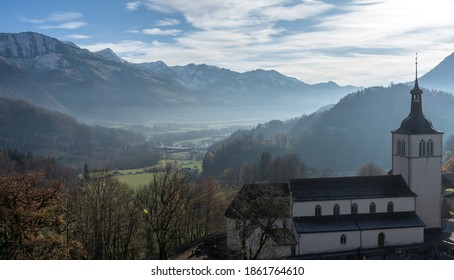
top-left (393, 54), bottom-right (439, 134)
top-left (410, 53), bottom-right (423, 104)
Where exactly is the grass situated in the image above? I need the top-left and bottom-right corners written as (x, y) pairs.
top-left (116, 172), bottom-right (154, 191)
top-left (112, 159), bottom-right (202, 190)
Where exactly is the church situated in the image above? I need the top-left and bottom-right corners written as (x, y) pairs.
top-left (224, 62), bottom-right (443, 259)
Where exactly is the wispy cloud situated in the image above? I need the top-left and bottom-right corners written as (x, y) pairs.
top-left (126, 1), bottom-right (142, 11)
top-left (20, 12), bottom-right (87, 30)
top-left (20, 12), bottom-right (83, 24)
top-left (66, 34), bottom-right (91, 40)
top-left (90, 0), bottom-right (454, 86)
top-left (142, 28), bottom-right (181, 36)
top-left (155, 18), bottom-right (180, 27)
top-left (39, 21), bottom-right (87, 30)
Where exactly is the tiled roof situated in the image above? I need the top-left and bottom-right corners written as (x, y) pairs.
top-left (289, 175), bottom-right (416, 202)
top-left (293, 212), bottom-right (425, 234)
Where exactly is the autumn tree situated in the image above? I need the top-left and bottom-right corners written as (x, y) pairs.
top-left (0, 171), bottom-right (70, 259)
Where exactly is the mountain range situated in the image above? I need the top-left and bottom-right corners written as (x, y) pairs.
top-left (0, 32), bottom-right (361, 123)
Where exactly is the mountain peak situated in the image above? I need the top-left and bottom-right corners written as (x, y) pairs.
top-left (0, 32), bottom-right (70, 59)
top-left (95, 48), bottom-right (125, 63)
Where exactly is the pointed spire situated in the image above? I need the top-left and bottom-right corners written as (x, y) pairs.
top-left (411, 52), bottom-right (423, 99)
top-left (415, 53), bottom-right (418, 84)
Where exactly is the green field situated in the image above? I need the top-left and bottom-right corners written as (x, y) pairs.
top-left (116, 171), bottom-right (154, 190)
top-left (112, 159), bottom-right (202, 190)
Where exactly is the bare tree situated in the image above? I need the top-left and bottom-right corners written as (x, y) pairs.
top-left (226, 183), bottom-right (291, 259)
top-left (356, 163), bottom-right (384, 176)
top-left (67, 170), bottom-right (140, 259)
top-left (137, 170), bottom-right (190, 259)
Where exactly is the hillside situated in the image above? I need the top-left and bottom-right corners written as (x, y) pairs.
top-left (203, 84), bottom-right (454, 176)
top-left (0, 97), bottom-right (160, 170)
top-left (420, 52), bottom-right (454, 93)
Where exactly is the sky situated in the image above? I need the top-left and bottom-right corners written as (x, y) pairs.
top-left (2, 0), bottom-right (454, 87)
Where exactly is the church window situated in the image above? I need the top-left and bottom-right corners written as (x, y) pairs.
top-left (333, 204), bottom-right (340, 215)
top-left (419, 140), bottom-right (425, 157)
top-left (397, 139), bottom-right (406, 156)
top-left (387, 201), bottom-right (394, 213)
top-left (340, 234), bottom-right (347, 244)
top-left (369, 202), bottom-right (376, 213)
top-left (235, 220), bottom-right (240, 230)
top-left (402, 140), bottom-right (406, 156)
top-left (419, 140), bottom-right (434, 157)
top-left (315, 205), bottom-right (322, 216)
top-left (428, 140), bottom-right (434, 156)
top-left (351, 203), bottom-right (358, 214)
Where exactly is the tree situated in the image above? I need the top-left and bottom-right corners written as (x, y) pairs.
top-left (259, 151), bottom-right (271, 181)
top-left (67, 170), bottom-right (141, 259)
top-left (443, 156), bottom-right (454, 173)
top-left (0, 171), bottom-right (69, 259)
top-left (267, 154), bottom-right (305, 182)
top-left (227, 183), bottom-right (291, 259)
top-left (137, 170), bottom-right (191, 259)
top-left (356, 163), bottom-right (384, 176)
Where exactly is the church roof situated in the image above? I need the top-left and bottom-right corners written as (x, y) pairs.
top-left (293, 212), bottom-right (425, 234)
top-left (289, 175), bottom-right (416, 202)
top-left (393, 107), bottom-right (441, 134)
top-left (393, 64), bottom-right (441, 135)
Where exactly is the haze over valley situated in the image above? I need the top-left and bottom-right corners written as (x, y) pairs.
top-left (2, 31), bottom-right (454, 175)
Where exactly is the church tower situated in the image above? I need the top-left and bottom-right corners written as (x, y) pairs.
top-left (392, 56), bottom-right (443, 230)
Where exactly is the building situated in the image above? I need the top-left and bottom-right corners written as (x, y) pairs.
top-left (225, 62), bottom-right (443, 259)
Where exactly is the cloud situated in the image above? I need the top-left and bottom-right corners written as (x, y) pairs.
top-left (39, 21), bottom-right (87, 30)
top-left (126, 1), bottom-right (142, 11)
top-left (142, 28), bottom-right (181, 36)
top-left (20, 12), bottom-right (83, 24)
top-left (66, 34), bottom-right (91, 39)
top-left (86, 1), bottom-right (454, 86)
top-left (155, 18), bottom-right (180, 27)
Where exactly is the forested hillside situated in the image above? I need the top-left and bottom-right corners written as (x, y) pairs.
top-left (203, 84), bottom-right (454, 178)
top-left (0, 97), bottom-right (160, 170)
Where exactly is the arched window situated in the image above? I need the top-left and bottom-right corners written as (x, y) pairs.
top-left (387, 201), bottom-right (394, 213)
top-left (351, 203), bottom-right (358, 214)
top-left (333, 204), bottom-right (340, 215)
top-left (397, 139), bottom-right (406, 156)
top-left (369, 202), bottom-right (376, 213)
top-left (315, 205), bottom-right (322, 216)
top-left (428, 140), bottom-right (434, 156)
top-left (340, 234), bottom-right (347, 244)
top-left (402, 140), bottom-right (406, 156)
top-left (419, 140), bottom-right (425, 157)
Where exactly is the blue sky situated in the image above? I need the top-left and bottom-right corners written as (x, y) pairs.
top-left (3, 0), bottom-right (454, 87)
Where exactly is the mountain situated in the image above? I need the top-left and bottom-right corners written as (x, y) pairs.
top-left (0, 32), bottom-right (362, 123)
top-left (420, 52), bottom-right (454, 93)
top-left (95, 48), bottom-right (126, 64)
top-left (0, 96), bottom-right (160, 170)
top-left (203, 83), bottom-right (454, 176)
top-left (0, 32), bottom-right (193, 122)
